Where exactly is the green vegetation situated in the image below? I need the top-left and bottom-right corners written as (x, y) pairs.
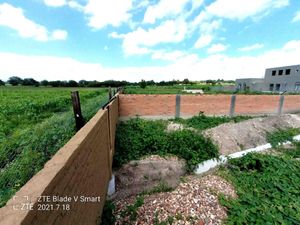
top-left (114, 117), bottom-right (219, 172)
top-left (220, 153), bottom-right (300, 225)
top-left (141, 181), bottom-right (174, 196)
top-left (173, 113), bottom-right (252, 131)
top-left (0, 86), bottom-right (108, 206)
top-left (101, 196), bottom-right (144, 225)
top-left (124, 84), bottom-right (215, 94)
top-left (266, 127), bottom-right (300, 148)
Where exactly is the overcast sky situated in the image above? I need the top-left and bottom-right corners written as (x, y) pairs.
top-left (0, 0), bottom-right (299, 82)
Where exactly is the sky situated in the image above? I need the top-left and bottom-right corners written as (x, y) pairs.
top-left (0, 0), bottom-right (299, 82)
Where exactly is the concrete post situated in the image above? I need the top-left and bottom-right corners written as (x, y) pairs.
top-left (175, 94), bottom-right (181, 118)
top-left (229, 95), bottom-right (236, 117)
top-left (278, 95), bottom-right (285, 115)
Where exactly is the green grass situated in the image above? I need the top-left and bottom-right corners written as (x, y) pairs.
top-left (114, 118), bottom-right (219, 172)
top-left (220, 153), bottom-right (300, 225)
top-left (172, 113), bottom-right (252, 131)
top-left (0, 86), bottom-right (108, 206)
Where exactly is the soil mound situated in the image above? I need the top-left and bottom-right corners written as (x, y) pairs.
top-left (204, 114), bottom-right (300, 155)
top-left (114, 155), bottom-right (186, 199)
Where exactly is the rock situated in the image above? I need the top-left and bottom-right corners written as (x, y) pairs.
top-left (166, 122), bottom-right (184, 132)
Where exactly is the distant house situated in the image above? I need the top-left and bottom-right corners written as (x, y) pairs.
top-left (236, 64), bottom-right (300, 93)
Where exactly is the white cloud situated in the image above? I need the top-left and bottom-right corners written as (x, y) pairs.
top-left (239, 43), bottom-right (264, 51)
top-left (43, 0), bottom-right (67, 7)
top-left (151, 50), bottom-right (187, 61)
top-left (51, 30), bottom-right (68, 40)
top-left (207, 43), bottom-right (228, 54)
top-left (115, 19), bottom-right (188, 55)
top-left (292, 10), bottom-right (300, 22)
top-left (0, 3), bottom-right (67, 41)
top-left (194, 34), bottom-right (213, 49)
top-left (206, 0), bottom-right (289, 21)
top-left (84, 0), bottom-right (132, 29)
top-left (1, 40), bottom-right (300, 82)
top-left (143, 0), bottom-right (191, 24)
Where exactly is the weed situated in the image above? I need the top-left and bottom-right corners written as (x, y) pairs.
top-left (172, 113), bottom-right (252, 131)
top-left (220, 153), bottom-right (300, 224)
top-left (141, 181), bottom-right (174, 196)
top-left (266, 127), bottom-right (300, 148)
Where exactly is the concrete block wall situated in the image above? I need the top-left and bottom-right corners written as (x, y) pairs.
top-left (0, 97), bottom-right (119, 225)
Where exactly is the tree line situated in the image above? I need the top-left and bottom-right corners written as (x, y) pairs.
top-left (0, 76), bottom-right (234, 88)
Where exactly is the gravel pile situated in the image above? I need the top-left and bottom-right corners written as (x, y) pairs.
top-left (113, 175), bottom-right (236, 225)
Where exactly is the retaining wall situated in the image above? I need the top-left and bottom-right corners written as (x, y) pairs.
top-left (0, 97), bottom-right (119, 225)
top-left (119, 94), bottom-right (300, 119)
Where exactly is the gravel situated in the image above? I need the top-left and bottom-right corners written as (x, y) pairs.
top-left (113, 175), bottom-right (236, 225)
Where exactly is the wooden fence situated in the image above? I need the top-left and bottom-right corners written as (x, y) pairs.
top-left (0, 95), bottom-right (119, 225)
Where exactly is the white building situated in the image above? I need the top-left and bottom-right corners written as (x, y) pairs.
top-left (236, 64), bottom-right (300, 93)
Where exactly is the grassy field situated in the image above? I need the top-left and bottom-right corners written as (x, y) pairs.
top-left (0, 86), bottom-right (108, 206)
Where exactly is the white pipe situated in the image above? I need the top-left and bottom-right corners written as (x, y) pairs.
top-left (194, 134), bottom-right (300, 174)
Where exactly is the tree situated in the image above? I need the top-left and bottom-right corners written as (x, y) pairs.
top-left (183, 78), bottom-right (190, 84)
top-left (22, 78), bottom-right (39, 86)
top-left (79, 80), bottom-right (88, 87)
top-left (0, 80), bottom-right (5, 86)
top-left (41, 80), bottom-right (49, 86)
top-left (139, 79), bottom-right (147, 89)
top-left (8, 76), bottom-right (23, 86)
top-left (68, 80), bottom-right (78, 87)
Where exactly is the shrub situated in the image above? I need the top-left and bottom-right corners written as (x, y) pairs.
top-left (114, 118), bottom-right (218, 172)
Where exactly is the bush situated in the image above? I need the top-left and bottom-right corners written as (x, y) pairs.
top-left (114, 118), bottom-right (218, 172)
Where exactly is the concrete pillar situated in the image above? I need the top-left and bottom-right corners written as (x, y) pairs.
top-left (175, 94), bottom-right (181, 118)
top-left (229, 95), bottom-right (236, 117)
top-left (278, 95), bottom-right (285, 115)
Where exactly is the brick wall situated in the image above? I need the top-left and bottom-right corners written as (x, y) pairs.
top-left (119, 94), bottom-right (176, 118)
top-left (0, 97), bottom-right (119, 225)
top-left (119, 94), bottom-right (300, 118)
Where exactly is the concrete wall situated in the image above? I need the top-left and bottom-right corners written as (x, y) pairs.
top-left (119, 94), bottom-right (300, 119)
top-left (265, 65), bottom-right (300, 92)
top-left (0, 97), bottom-right (119, 225)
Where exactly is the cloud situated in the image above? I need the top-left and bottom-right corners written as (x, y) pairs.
top-left (207, 43), bottom-right (228, 54)
top-left (43, 0), bottom-right (67, 7)
top-left (292, 10), bottom-right (300, 22)
top-left (114, 19), bottom-right (188, 55)
top-left (143, 0), bottom-right (191, 24)
top-left (194, 34), bottom-right (213, 49)
top-left (206, 0), bottom-right (289, 21)
top-left (0, 3), bottom-right (67, 41)
top-left (84, 0), bottom-right (132, 29)
top-left (151, 50), bottom-right (187, 61)
top-left (239, 43), bottom-right (264, 51)
top-left (193, 19), bottom-right (222, 49)
top-left (51, 30), bottom-right (68, 40)
top-left (1, 40), bottom-right (300, 82)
